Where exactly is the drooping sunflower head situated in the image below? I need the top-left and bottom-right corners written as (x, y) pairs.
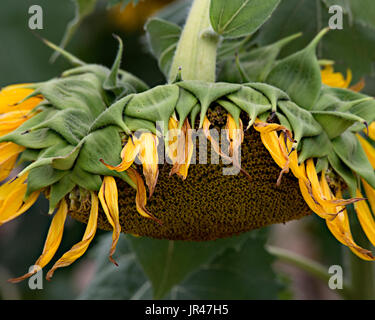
top-left (2, 28), bottom-right (375, 283)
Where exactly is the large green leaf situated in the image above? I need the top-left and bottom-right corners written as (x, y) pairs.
top-left (79, 230), bottom-right (284, 300)
top-left (145, 18), bottom-right (182, 78)
top-left (78, 234), bottom-right (152, 300)
top-left (165, 230), bottom-right (283, 300)
top-left (129, 234), bottom-right (250, 299)
top-left (257, 0), bottom-right (375, 82)
top-left (210, 0), bottom-right (281, 38)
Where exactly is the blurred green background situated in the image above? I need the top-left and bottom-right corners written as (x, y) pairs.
top-left (0, 0), bottom-right (375, 300)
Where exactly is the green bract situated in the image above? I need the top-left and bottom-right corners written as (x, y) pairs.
top-left (1, 29), bottom-right (375, 217)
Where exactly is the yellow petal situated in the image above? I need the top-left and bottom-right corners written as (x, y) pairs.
top-left (138, 133), bottom-right (159, 197)
top-left (362, 179), bottom-right (375, 215)
top-left (357, 134), bottom-right (375, 168)
top-left (0, 142), bottom-right (25, 181)
top-left (127, 167), bottom-right (161, 224)
top-left (368, 122), bottom-right (375, 141)
top-left (306, 159), bottom-right (361, 210)
top-left (46, 192), bottom-right (99, 280)
top-left (98, 176), bottom-right (121, 266)
top-left (321, 65), bottom-right (352, 89)
top-left (355, 189), bottom-right (375, 248)
top-left (100, 137), bottom-right (140, 172)
top-left (9, 199), bottom-right (68, 283)
top-left (225, 114), bottom-right (244, 166)
top-left (0, 173), bottom-right (39, 226)
top-left (0, 85), bottom-right (42, 114)
top-left (169, 119), bottom-right (194, 180)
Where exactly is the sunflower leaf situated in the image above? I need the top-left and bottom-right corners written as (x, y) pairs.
top-left (209, 0), bottom-right (281, 38)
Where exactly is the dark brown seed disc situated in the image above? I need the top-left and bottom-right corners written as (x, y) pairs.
top-left (69, 107), bottom-right (311, 241)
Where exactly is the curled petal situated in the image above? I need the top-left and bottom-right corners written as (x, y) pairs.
top-left (368, 123), bottom-right (375, 141)
top-left (9, 199), bottom-right (68, 283)
top-left (99, 176), bottom-right (121, 266)
top-left (355, 189), bottom-right (375, 249)
top-left (100, 137), bottom-right (140, 172)
top-left (319, 175), bottom-right (375, 260)
top-left (357, 134), bottom-right (375, 168)
top-left (46, 192), bottom-right (99, 280)
top-left (127, 167), bottom-right (161, 224)
top-left (0, 142), bottom-right (25, 181)
top-left (225, 114), bottom-right (244, 167)
top-left (169, 119), bottom-right (194, 180)
top-left (203, 117), bottom-right (251, 180)
top-left (138, 133), bottom-right (159, 197)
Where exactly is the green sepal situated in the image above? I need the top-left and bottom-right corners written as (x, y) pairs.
top-left (278, 101), bottom-right (322, 146)
top-left (124, 84), bottom-right (179, 137)
top-left (216, 99), bottom-right (241, 127)
top-left (32, 73), bottom-right (107, 118)
top-left (275, 112), bottom-right (291, 131)
top-left (123, 117), bottom-right (157, 135)
top-left (177, 81), bottom-right (241, 128)
top-left (74, 126), bottom-right (123, 177)
top-left (246, 82), bottom-right (289, 112)
top-left (103, 35), bottom-right (123, 92)
top-left (327, 150), bottom-right (357, 197)
top-left (175, 88), bottom-right (198, 128)
top-left (311, 110), bottom-right (366, 139)
top-left (31, 108), bottom-right (93, 145)
top-left (26, 165), bottom-right (68, 198)
top-left (332, 131), bottom-right (375, 189)
top-left (190, 104), bottom-right (201, 129)
top-left (70, 166), bottom-right (102, 191)
top-left (232, 33), bottom-right (302, 82)
top-left (266, 28), bottom-right (329, 110)
top-left (226, 86), bottom-right (271, 128)
top-left (18, 149), bottom-right (40, 164)
top-left (298, 132), bottom-right (331, 164)
top-left (315, 157), bottom-right (329, 174)
top-left (90, 95), bottom-right (133, 134)
top-left (49, 174), bottom-right (76, 212)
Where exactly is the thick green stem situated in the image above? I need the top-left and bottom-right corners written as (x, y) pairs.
top-left (169, 0), bottom-right (219, 82)
top-left (348, 253), bottom-right (375, 299)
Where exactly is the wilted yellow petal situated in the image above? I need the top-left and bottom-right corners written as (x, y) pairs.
top-left (138, 133), bottom-right (159, 197)
top-left (363, 179), bottom-right (375, 215)
top-left (357, 134), bottom-right (375, 168)
top-left (9, 199), bottom-right (68, 283)
top-left (46, 192), bottom-right (99, 280)
top-left (355, 189), bottom-right (375, 248)
top-left (369, 122), bottom-right (375, 141)
top-left (127, 167), bottom-right (161, 224)
top-left (99, 176), bottom-right (121, 266)
top-left (100, 137), bottom-right (140, 172)
top-left (170, 119), bottom-right (194, 180)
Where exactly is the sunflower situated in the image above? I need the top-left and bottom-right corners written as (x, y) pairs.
top-left (2, 21), bottom-right (375, 284)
